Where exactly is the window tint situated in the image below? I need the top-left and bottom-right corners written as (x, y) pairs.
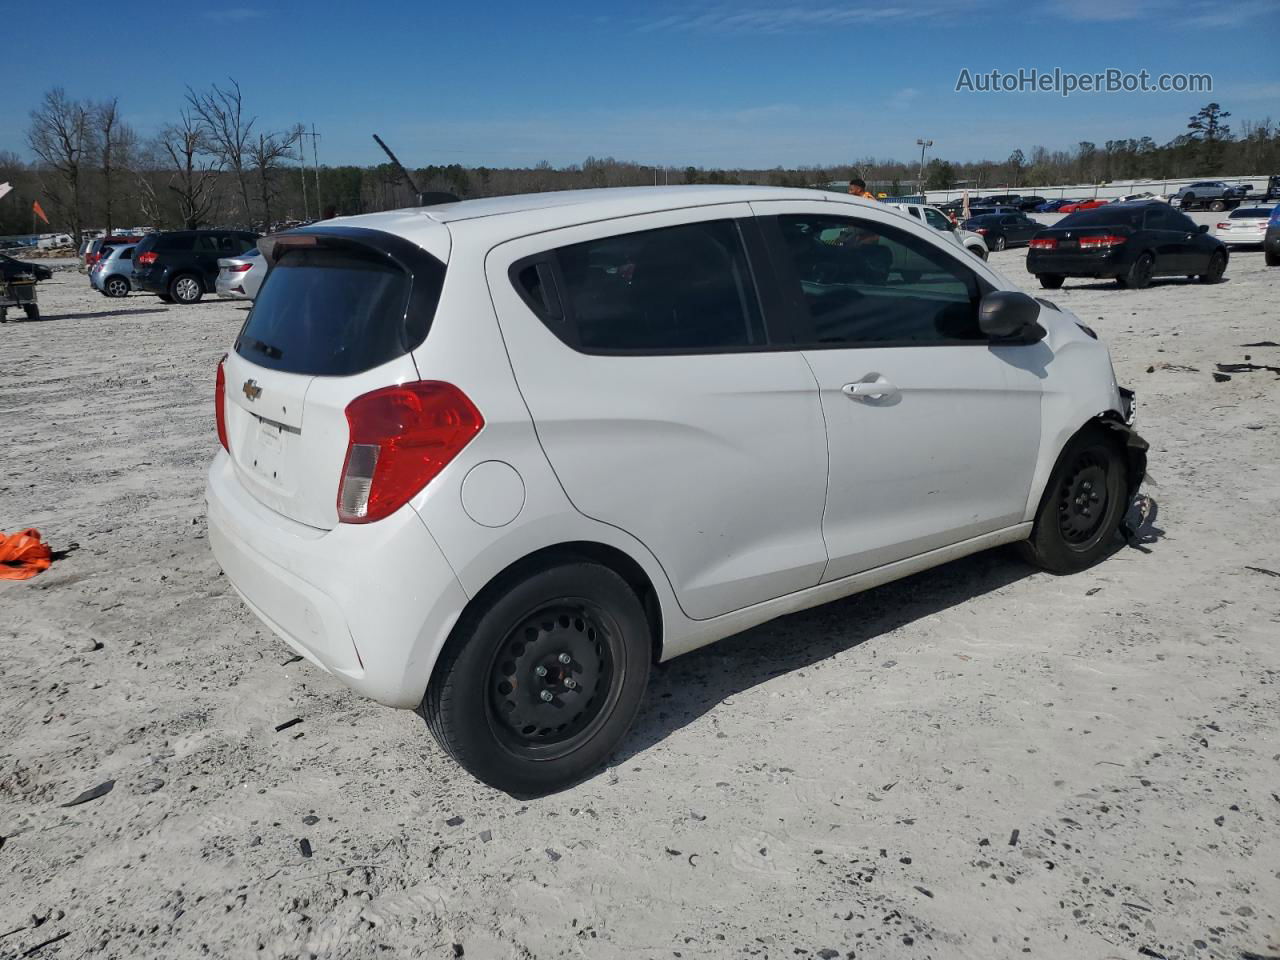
top-left (906, 207), bottom-right (922, 219)
top-left (1061, 207), bottom-right (1143, 229)
top-left (1167, 209), bottom-right (1198, 231)
top-left (1228, 208), bottom-right (1269, 219)
top-left (236, 246), bottom-right (442, 376)
top-left (923, 208), bottom-right (951, 230)
top-left (772, 214), bottom-right (989, 346)
top-left (157, 234), bottom-right (195, 252)
top-left (547, 219), bottom-right (764, 352)
top-left (118, 247), bottom-right (133, 260)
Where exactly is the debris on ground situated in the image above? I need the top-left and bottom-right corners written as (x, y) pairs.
top-left (274, 718), bottom-right (302, 733)
top-left (61, 780), bottom-right (115, 808)
top-left (0, 529), bottom-right (53, 581)
top-left (299, 839), bottom-right (312, 858)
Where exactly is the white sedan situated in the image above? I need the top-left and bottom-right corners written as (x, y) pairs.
top-left (1213, 207), bottom-right (1274, 247)
top-left (215, 248), bottom-right (266, 300)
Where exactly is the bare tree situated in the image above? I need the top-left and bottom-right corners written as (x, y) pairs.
top-left (186, 78), bottom-right (254, 222)
top-left (153, 109), bottom-right (221, 229)
top-left (94, 98), bottom-right (136, 236)
top-left (248, 124), bottom-right (302, 228)
top-left (27, 87), bottom-right (93, 241)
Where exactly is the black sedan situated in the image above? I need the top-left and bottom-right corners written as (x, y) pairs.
top-left (1026, 202), bottom-right (1227, 290)
top-left (0, 253), bottom-right (54, 281)
top-left (961, 211), bottom-right (1044, 251)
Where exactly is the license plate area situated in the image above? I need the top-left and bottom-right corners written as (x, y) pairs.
top-left (247, 415), bottom-right (296, 488)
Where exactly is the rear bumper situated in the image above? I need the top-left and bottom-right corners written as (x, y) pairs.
top-left (215, 274), bottom-right (249, 299)
top-left (132, 266), bottom-right (169, 294)
top-left (1027, 249), bottom-right (1125, 277)
top-left (205, 451), bottom-right (469, 708)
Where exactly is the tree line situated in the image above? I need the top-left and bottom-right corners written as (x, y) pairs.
top-left (3, 89), bottom-right (1277, 239)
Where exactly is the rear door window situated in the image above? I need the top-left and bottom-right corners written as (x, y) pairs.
top-left (157, 234), bottom-right (195, 252)
top-left (528, 219), bottom-right (766, 353)
top-left (236, 246), bottom-right (442, 376)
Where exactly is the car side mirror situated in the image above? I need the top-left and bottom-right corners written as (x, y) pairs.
top-left (979, 290), bottom-right (1046, 344)
top-left (1198, 224), bottom-right (1209, 234)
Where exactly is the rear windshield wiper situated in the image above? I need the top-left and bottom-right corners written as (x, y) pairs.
top-left (241, 336), bottom-right (284, 360)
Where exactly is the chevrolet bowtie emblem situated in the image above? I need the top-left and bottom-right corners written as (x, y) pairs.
top-left (243, 379), bottom-right (261, 401)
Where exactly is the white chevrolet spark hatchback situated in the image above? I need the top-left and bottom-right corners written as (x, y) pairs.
top-left (207, 186), bottom-right (1146, 794)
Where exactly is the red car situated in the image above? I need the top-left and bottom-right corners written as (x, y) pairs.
top-left (1056, 199), bottom-right (1109, 214)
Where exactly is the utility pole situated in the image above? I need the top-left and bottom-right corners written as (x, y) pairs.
top-left (916, 138), bottom-right (933, 196)
top-left (297, 130), bottom-right (309, 220)
top-left (300, 125), bottom-right (322, 215)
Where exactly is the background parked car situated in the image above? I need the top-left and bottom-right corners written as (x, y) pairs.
top-left (961, 211), bottom-right (1044, 251)
top-left (89, 244), bottom-right (136, 298)
top-left (1035, 199), bottom-right (1079, 212)
top-left (85, 235), bottom-right (142, 271)
top-left (1175, 181), bottom-right (1249, 212)
top-left (1265, 206), bottom-right (1280, 266)
top-left (1058, 199), bottom-right (1110, 213)
top-left (1213, 207), bottom-right (1273, 247)
top-left (1015, 196), bottom-right (1046, 211)
top-left (215, 248), bottom-right (266, 300)
top-left (132, 229), bottom-right (259, 304)
top-left (1027, 201), bottom-right (1227, 289)
top-left (895, 202), bottom-right (989, 259)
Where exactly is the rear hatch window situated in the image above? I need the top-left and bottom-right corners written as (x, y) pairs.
top-left (236, 245), bottom-right (443, 377)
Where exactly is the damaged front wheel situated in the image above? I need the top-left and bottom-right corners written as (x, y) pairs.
top-left (1017, 427), bottom-right (1128, 574)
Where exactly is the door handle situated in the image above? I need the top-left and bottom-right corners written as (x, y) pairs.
top-left (843, 377), bottom-right (899, 401)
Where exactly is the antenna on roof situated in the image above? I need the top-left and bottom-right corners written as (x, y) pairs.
top-left (372, 133), bottom-right (429, 202)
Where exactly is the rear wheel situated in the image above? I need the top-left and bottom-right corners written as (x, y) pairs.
top-left (1038, 273), bottom-right (1065, 290)
top-left (170, 274), bottom-right (202, 304)
top-left (1209, 199), bottom-right (1225, 212)
top-left (1117, 253), bottom-right (1154, 289)
top-left (1198, 251), bottom-right (1227, 283)
top-left (991, 234), bottom-right (1007, 252)
top-left (967, 244), bottom-right (987, 261)
top-left (421, 561), bottom-right (652, 795)
top-left (1266, 249), bottom-right (1280, 267)
top-left (104, 276), bottom-right (130, 298)
top-left (1017, 427), bottom-right (1128, 574)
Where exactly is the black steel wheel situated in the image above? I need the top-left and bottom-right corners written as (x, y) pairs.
top-left (486, 599), bottom-right (624, 760)
top-left (1198, 251), bottom-right (1226, 284)
top-left (1117, 253), bottom-right (1154, 289)
top-left (422, 560), bottom-right (651, 795)
top-left (1017, 427), bottom-right (1127, 574)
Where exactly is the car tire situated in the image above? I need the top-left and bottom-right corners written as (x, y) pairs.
top-left (1209, 200), bottom-right (1225, 212)
top-left (1016, 426), bottom-right (1128, 574)
top-left (991, 235), bottom-right (1007, 252)
top-left (421, 560), bottom-right (652, 796)
top-left (1266, 249), bottom-right (1280, 267)
top-left (1038, 274), bottom-right (1065, 290)
top-left (170, 274), bottom-right (203, 304)
top-left (104, 276), bottom-right (130, 298)
top-left (967, 244), bottom-right (987, 260)
top-left (1116, 253), bottom-right (1154, 289)
top-left (1198, 251), bottom-right (1227, 283)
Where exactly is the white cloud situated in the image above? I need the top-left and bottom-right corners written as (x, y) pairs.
top-left (637, 2), bottom-right (971, 33)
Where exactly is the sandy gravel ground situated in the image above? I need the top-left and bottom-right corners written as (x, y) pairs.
top-left (1, 229), bottom-right (1278, 960)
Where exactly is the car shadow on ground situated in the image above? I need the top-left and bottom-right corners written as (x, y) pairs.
top-left (616, 500), bottom-right (1165, 769)
top-left (14, 307), bottom-right (172, 322)
top-left (1063, 278), bottom-right (1225, 292)
top-left (615, 546), bottom-right (1036, 766)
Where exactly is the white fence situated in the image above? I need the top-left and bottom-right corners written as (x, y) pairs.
top-left (925, 174), bottom-right (1271, 205)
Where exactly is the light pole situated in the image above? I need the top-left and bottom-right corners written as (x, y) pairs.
top-left (916, 138), bottom-right (933, 196)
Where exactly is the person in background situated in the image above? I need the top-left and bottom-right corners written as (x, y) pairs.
top-left (847, 178), bottom-right (875, 200)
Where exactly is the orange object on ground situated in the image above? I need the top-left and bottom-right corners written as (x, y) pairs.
top-left (0, 528), bottom-right (52, 580)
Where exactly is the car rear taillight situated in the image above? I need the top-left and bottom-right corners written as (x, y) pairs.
top-left (137, 251), bottom-right (157, 265)
top-left (1029, 237), bottom-right (1057, 249)
top-left (973, 227), bottom-right (988, 234)
top-left (229, 263), bottom-right (253, 273)
top-left (1079, 234), bottom-right (1128, 249)
top-left (215, 357), bottom-right (229, 452)
top-left (1216, 222), bottom-right (1231, 229)
top-left (337, 382), bottom-right (484, 524)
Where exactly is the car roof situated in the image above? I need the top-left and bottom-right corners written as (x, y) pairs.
top-left (313, 186), bottom-right (890, 258)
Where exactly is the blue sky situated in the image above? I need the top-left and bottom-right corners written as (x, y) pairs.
top-left (3, 0), bottom-right (1277, 169)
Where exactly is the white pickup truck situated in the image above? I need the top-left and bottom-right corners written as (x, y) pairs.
top-left (894, 202), bottom-right (989, 260)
